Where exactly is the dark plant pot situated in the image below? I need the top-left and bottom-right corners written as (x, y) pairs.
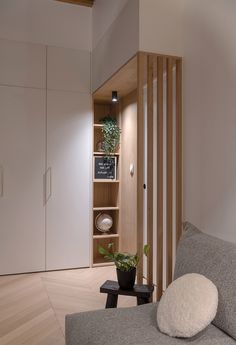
top-left (116, 268), bottom-right (136, 290)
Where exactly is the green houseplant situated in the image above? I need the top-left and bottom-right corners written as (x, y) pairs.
top-left (98, 243), bottom-right (150, 290)
top-left (100, 116), bottom-right (121, 156)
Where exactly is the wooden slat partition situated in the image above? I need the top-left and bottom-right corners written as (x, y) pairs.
top-left (136, 52), bottom-right (182, 297)
top-left (156, 56), bottom-right (164, 300)
top-left (147, 55), bottom-right (154, 285)
top-left (166, 58), bottom-right (174, 287)
top-left (137, 52), bottom-right (145, 284)
top-left (176, 59), bottom-right (183, 246)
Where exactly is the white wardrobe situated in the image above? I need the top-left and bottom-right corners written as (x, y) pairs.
top-left (0, 39), bottom-right (92, 275)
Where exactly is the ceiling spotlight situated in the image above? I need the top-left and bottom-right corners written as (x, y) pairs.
top-left (112, 91), bottom-right (118, 102)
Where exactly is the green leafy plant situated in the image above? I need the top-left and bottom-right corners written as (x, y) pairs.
top-left (100, 116), bottom-right (121, 156)
top-left (98, 243), bottom-right (150, 272)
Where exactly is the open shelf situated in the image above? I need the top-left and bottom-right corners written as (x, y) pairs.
top-left (93, 206), bottom-right (119, 211)
top-left (93, 209), bottom-right (119, 236)
top-left (93, 182), bottom-right (119, 208)
top-left (93, 152), bottom-right (120, 156)
top-left (93, 233), bottom-right (119, 239)
top-left (92, 100), bottom-right (121, 268)
top-left (93, 236), bottom-right (119, 266)
top-left (93, 103), bottom-right (118, 124)
top-left (91, 55), bottom-right (140, 267)
top-left (93, 179), bottom-right (119, 183)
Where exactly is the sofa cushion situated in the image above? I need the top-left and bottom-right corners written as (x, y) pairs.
top-left (174, 222), bottom-right (236, 340)
top-left (65, 303), bottom-right (235, 345)
top-left (157, 273), bottom-right (218, 338)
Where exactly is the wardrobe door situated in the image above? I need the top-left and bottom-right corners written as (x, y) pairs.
top-left (46, 90), bottom-right (92, 270)
top-left (0, 86), bottom-right (46, 275)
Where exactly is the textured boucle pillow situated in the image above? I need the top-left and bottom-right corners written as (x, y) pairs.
top-left (157, 273), bottom-right (218, 338)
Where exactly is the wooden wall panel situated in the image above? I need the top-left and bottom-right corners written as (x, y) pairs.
top-left (136, 52), bottom-right (182, 295)
top-left (176, 59), bottom-right (183, 246)
top-left (156, 56), bottom-right (164, 300)
top-left (92, 52), bottom-right (182, 289)
top-left (166, 58), bottom-right (174, 287)
top-left (137, 52), bottom-right (145, 284)
top-left (120, 90), bottom-right (137, 254)
top-left (147, 55), bottom-right (154, 285)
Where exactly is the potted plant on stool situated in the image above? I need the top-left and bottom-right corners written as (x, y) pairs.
top-left (98, 243), bottom-right (150, 290)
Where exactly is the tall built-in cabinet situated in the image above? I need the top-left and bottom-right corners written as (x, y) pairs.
top-left (0, 39), bottom-right (91, 274)
top-left (46, 90), bottom-right (91, 270)
top-left (46, 46), bottom-right (91, 270)
top-left (0, 86), bottom-right (46, 274)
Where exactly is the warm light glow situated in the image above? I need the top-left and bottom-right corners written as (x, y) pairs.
top-left (112, 91), bottom-right (118, 102)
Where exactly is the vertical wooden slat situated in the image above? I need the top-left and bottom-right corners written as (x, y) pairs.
top-left (156, 56), bottom-right (164, 300)
top-left (147, 55), bottom-right (154, 285)
top-left (137, 52), bottom-right (145, 284)
top-left (136, 52), bottom-right (182, 289)
top-left (176, 59), bottom-right (183, 246)
top-left (166, 58), bottom-right (174, 287)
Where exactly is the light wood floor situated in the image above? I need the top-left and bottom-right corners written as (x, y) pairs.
top-left (0, 267), bottom-right (136, 345)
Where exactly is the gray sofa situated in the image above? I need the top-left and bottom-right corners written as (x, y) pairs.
top-left (65, 222), bottom-right (236, 345)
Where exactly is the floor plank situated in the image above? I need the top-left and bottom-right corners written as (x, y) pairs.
top-left (0, 267), bottom-right (136, 344)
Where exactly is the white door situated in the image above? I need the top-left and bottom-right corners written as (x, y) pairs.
top-left (46, 90), bottom-right (92, 270)
top-left (0, 86), bottom-right (46, 275)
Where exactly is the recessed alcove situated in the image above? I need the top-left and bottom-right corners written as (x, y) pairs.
top-left (91, 52), bottom-right (183, 302)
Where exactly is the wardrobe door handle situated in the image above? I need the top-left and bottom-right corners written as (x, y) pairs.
top-left (0, 166), bottom-right (3, 197)
top-left (45, 167), bottom-right (52, 203)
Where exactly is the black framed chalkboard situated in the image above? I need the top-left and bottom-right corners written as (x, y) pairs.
top-left (94, 156), bottom-right (117, 180)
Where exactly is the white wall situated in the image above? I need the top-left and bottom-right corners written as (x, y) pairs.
top-left (138, 0), bottom-right (236, 243)
top-left (183, 0), bottom-right (236, 243)
top-left (0, 0), bottom-right (91, 50)
top-left (92, 0), bottom-right (128, 49)
top-left (139, 0), bottom-right (184, 56)
top-left (92, 0), bottom-right (139, 91)
top-left (92, 0), bottom-right (184, 92)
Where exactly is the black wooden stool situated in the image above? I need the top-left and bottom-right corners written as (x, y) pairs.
top-left (100, 280), bottom-right (154, 308)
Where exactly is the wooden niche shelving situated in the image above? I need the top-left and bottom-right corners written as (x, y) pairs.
top-left (91, 52), bottom-right (183, 304)
top-left (91, 54), bottom-right (139, 267)
top-left (92, 102), bottom-right (121, 266)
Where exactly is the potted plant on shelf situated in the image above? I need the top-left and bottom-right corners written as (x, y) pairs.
top-left (100, 116), bottom-right (121, 157)
top-left (98, 243), bottom-right (150, 290)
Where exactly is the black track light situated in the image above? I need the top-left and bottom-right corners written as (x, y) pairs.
top-left (112, 91), bottom-right (118, 102)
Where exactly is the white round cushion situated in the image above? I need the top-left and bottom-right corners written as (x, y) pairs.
top-left (157, 273), bottom-right (218, 338)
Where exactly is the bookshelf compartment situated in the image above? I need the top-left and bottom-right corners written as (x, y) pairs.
top-left (94, 103), bottom-right (118, 124)
top-left (93, 182), bottom-right (119, 208)
top-left (93, 237), bottom-right (119, 266)
top-left (92, 99), bottom-right (121, 267)
top-left (93, 209), bottom-right (119, 237)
